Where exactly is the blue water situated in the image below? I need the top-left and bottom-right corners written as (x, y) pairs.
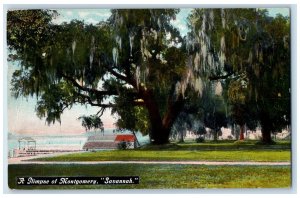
top-left (8, 135), bottom-right (87, 151)
top-left (8, 130), bottom-right (149, 151)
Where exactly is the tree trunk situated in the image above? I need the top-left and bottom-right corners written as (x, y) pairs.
top-left (142, 89), bottom-right (184, 145)
top-left (144, 99), bottom-right (167, 144)
top-left (262, 128), bottom-right (271, 143)
top-left (213, 130), bottom-right (218, 141)
top-left (239, 124), bottom-right (245, 140)
top-left (261, 125), bottom-right (272, 144)
top-left (260, 113), bottom-right (272, 144)
top-left (233, 124), bottom-right (239, 140)
top-left (178, 130), bottom-right (184, 143)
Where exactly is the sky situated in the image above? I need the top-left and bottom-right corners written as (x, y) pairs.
top-left (7, 8), bottom-right (289, 135)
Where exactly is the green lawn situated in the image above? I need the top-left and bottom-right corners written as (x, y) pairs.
top-left (9, 141), bottom-right (291, 189)
top-left (140, 140), bottom-right (291, 151)
top-left (33, 150), bottom-right (290, 162)
top-left (31, 140), bottom-right (291, 162)
top-left (8, 164), bottom-right (291, 189)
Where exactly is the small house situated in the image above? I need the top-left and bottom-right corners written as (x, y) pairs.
top-left (83, 134), bottom-right (138, 151)
top-left (83, 135), bottom-right (117, 151)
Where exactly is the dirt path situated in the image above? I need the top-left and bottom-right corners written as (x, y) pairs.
top-left (7, 152), bottom-right (84, 164)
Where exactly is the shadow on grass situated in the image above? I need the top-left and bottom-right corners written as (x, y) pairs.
top-left (138, 140), bottom-right (291, 151)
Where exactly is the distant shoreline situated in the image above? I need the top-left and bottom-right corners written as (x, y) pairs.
top-left (8, 129), bottom-right (119, 138)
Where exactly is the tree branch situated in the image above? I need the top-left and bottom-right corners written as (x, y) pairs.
top-left (76, 92), bottom-right (114, 108)
top-left (104, 66), bottom-right (138, 88)
top-left (61, 73), bottom-right (118, 96)
top-left (208, 72), bottom-right (234, 81)
top-left (96, 108), bottom-right (106, 117)
top-left (108, 68), bottom-right (129, 81)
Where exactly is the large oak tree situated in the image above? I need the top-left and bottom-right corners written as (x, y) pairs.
top-left (7, 9), bottom-right (290, 145)
top-left (8, 9), bottom-right (193, 144)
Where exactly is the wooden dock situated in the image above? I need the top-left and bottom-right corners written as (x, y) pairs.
top-left (10, 149), bottom-right (83, 158)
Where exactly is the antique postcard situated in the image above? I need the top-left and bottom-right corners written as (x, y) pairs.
top-left (6, 6), bottom-right (292, 190)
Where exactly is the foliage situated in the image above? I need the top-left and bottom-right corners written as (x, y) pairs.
top-left (7, 9), bottom-right (189, 144)
top-left (7, 9), bottom-right (290, 144)
top-left (201, 84), bottom-right (228, 140)
top-left (187, 9), bottom-right (290, 143)
top-left (171, 81), bottom-right (228, 142)
top-left (112, 99), bottom-right (150, 136)
top-left (170, 111), bottom-right (204, 142)
top-left (195, 136), bottom-right (205, 143)
top-left (7, 10), bottom-right (58, 57)
top-left (78, 115), bottom-right (104, 132)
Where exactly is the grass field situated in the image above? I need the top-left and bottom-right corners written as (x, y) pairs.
top-left (8, 164), bottom-right (291, 189)
top-left (9, 141), bottom-right (291, 189)
top-left (31, 140), bottom-right (291, 162)
top-left (33, 150), bottom-right (290, 162)
top-left (141, 140), bottom-right (291, 150)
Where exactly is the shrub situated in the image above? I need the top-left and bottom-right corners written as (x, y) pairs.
top-left (233, 140), bottom-right (246, 145)
top-left (195, 137), bottom-right (205, 143)
top-left (227, 135), bottom-right (233, 140)
top-left (233, 140), bottom-right (254, 145)
top-left (255, 140), bottom-right (277, 145)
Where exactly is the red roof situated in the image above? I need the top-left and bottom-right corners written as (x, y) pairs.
top-left (115, 134), bottom-right (136, 142)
